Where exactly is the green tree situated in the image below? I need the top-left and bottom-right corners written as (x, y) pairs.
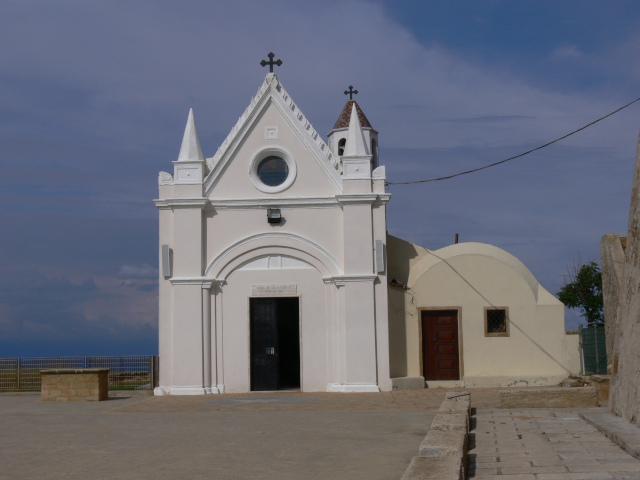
top-left (557, 261), bottom-right (604, 325)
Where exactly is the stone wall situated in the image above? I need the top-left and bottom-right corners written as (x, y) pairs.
top-left (610, 131), bottom-right (640, 424)
top-left (600, 233), bottom-right (626, 364)
top-left (500, 387), bottom-right (598, 408)
top-left (41, 369), bottom-right (109, 402)
top-left (402, 392), bottom-right (470, 480)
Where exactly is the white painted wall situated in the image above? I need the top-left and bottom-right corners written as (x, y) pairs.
top-left (206, 207), bottom-right (345, 271)
top-left (208, 102), bottom-right (340, 199)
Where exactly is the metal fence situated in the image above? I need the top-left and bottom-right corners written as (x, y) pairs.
top-left (0, 356), bottom-right (158, 392)
top-left (579, 324), bottom-right (607, 375)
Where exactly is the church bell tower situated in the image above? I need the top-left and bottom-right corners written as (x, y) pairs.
top-left (327, 86), bottom-right (379, 169)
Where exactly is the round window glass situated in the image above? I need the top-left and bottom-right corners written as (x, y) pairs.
top-left (257, 156), bottom-right (289, 187)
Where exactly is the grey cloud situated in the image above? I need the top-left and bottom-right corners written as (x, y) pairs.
top-left (137, 283), bottom-right (158, 292)
top-left (0, 268), bottom-right (158, 356)
top-left (438, 115), bottom-right (535, 124)
top-left (0, 1), bottom-right (637, 350)
top-left (552, 45), bottom-right (587, 60)
top-left (0, 273), bottom-right (100, 340)
top-left (117, 264), bottom-right (158, 279)
top-left (0, 275), bottom-right (98, 305)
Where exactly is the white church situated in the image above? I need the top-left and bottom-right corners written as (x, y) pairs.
top-left (154, 57), bottom-right (580, 395)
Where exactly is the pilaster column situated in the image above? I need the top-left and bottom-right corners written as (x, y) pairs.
top-left (202, 281), bottom-right (213, 394)
top-left (170, 278), bottom-right (206, 395)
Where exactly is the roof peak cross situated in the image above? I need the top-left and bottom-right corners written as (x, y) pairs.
top-left (344, 85), bottom-right (358, 100)
top-left (260, 52), bottom-right (283, 73)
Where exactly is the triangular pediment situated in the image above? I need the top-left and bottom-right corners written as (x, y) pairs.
top-left (204, 74), bottom-right (341, 196)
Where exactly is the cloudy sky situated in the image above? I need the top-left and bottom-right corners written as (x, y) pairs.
top-left (2, 1), bottom-right (639, 356)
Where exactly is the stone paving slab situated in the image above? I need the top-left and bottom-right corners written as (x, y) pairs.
top-left (468, 407), bottom-right (640, 479)
top-left (581, 409), bottom-right (640, 460)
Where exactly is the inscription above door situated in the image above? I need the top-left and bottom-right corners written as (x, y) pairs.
top-left (252, 284), bottom-right (297, 296)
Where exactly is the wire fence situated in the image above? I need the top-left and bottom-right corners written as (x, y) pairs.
top-left (579, 324), bottom-right (607, 375)
top-left (0, 356), bottom-right (158, 392)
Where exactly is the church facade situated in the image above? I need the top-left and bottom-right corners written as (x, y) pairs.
top-left (154, 71), bottom-right (579, 395)
top-left (155, 73), bottom-right (391, 394)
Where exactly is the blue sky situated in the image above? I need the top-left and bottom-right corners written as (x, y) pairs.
top-left (1, 1), bottom-right (639, 356)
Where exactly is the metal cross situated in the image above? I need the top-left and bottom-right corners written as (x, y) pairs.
top-left (260, 52), bottom-right (283, 73)
top-left (344, 85), bottom-right (358, 100)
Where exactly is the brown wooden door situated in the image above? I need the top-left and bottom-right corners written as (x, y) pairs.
top-left (422, 310), bottom-right (460, 381)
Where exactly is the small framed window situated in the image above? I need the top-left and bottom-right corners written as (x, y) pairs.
top-left (249, 146), bottom-right (296, 193)
top-left (484, 307), bottom-right (509, 337)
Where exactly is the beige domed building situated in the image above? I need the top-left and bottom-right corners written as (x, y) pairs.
top-left (387, 236), bottom-right (579, 388)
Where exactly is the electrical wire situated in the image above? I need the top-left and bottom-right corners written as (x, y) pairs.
top-left (386, 96), bottom-right (640, 186)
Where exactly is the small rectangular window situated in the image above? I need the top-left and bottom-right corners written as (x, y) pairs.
top-left (484, 307), bottom-right (509, 337)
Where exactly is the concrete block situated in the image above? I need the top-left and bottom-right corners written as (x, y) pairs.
top-left (499, 387), bottom-right (598, 408)
top-left (439, 398), bottom-right (470, 416)
top-left (41, 369), bottom-right (109, 402)
top-left (391, 377), bottom-right (425, 390)
top-left (401, 455), bottom-right (463, 480)
top-left (445, 391), bottom-right (469, 400)
top-left (430, 413), bottom-right (468, 433)
top-left (419, 428), bottom-right (467, 458)
top-left (589, 375), bottom-right (610, 402)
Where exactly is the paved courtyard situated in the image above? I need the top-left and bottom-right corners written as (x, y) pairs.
top-left (0, 390), bottom-right (454, 480)
top-left (4, 388), bottom-right (638, 479)
top-left (469, 408), bottom-right (640, 479)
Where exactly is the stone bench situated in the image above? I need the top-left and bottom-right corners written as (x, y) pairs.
top-left (439, 392), bottom-right (471, 419)
top-left (430, 412), bottom-right (469, 433)
top-left (419, 428), bottom-right (468, 459)
top-left (500, 387), bottom-right (598, 408)
top-left (401, 455), bottom-right (463, 480)
top-left (401, 392), bottom-right (470, 480)
top-left (41, 369), bottom-right (109, 402)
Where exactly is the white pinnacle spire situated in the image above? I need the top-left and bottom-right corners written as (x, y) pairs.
top-left (177, 108), bottom-right (204, 162)
top-left (343, 102), bottom-right (369, 157)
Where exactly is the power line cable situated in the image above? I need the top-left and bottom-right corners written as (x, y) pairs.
top-left (386, 96), bottom-right (640, 186)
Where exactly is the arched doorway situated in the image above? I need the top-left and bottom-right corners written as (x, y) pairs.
top-left (250, 296), bottom-right (300, 391)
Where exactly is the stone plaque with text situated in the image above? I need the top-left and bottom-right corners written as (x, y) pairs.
top-left (252, 284), bottom-right (297, 296)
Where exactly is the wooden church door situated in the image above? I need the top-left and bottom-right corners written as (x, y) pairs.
top-left (250, 297), bottom-right (300, 391)
top-left (421, 310), bottom-right (460, 381)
